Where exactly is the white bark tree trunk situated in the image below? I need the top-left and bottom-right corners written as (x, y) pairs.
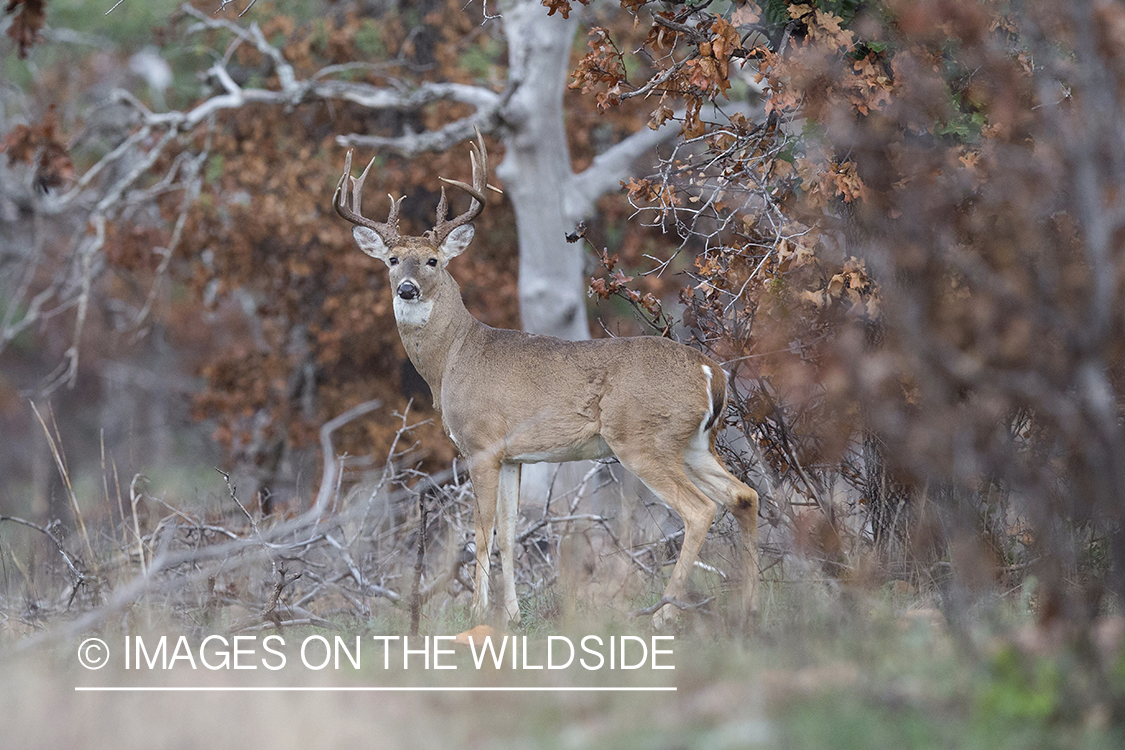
top-left (493, 0), bottom-right (679, 340)
top-left (495, 1), bottom-right (588, 340)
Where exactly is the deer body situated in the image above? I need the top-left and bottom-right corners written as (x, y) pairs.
top-left (335, 135), bottom-right (759, 627)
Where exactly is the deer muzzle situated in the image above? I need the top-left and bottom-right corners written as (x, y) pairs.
top-left (397, 279), bottom-right (420, 301)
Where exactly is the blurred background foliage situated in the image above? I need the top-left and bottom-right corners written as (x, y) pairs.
top-left (0, 0), bottom-right (677, 514)
top-left (2, 0), bottom-right (1125, 735)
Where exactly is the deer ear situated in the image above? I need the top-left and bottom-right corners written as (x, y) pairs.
top-left (353, 226), bottom-right (391, 265)
top-left (440, 224), bottom-right (475, 259)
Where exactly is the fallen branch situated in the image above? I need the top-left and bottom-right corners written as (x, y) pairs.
top-left (629, 595), bottom-right (715, 619)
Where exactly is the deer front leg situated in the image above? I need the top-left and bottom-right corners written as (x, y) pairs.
top-left (469, 458), bottom-right (500, 623)
top-left (496, 462), bottom-right (522, 625)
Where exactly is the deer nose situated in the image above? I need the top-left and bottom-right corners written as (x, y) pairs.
top-left (397, 280), bottom-right (420, 300)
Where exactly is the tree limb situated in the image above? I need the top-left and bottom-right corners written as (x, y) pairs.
top-left (566, 120), bottom-right (681, 224)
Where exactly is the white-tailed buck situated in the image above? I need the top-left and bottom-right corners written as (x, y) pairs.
top-left (334, 133), bottom-right (759, 626)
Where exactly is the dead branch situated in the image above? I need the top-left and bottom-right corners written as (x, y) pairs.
top-left (314, 399), bottom-right (382, 516)
top-left (629, 595), bottom-right (715, 619)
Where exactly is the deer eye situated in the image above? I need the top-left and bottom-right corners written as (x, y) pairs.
top-left (427, 258), bottom-right (438, 267)
top-left (389, 257), bottom-right (399, 266)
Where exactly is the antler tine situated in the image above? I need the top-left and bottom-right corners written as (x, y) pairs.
top-left (435, 185), bottom-right (449, 225)
top-left (333, 149), bottom-right (401, 246)
top-left (431, 128), bottom-right (489, 245)
top-left (436, 130), bottom-right (488, 203)
top-left (333, 149), bottom-right (354, 211)
top-left (387, 193), bottom-right (404, 228)
top-left (351, 152), bottom-right (377, 212)
top-left (472, 129), bottom-right (487, 188)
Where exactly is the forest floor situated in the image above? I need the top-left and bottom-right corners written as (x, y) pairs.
top-left (3, 585), bottom-right (1122, 750)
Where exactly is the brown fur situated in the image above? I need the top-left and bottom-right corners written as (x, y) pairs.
top-left (344, 165), bottom-right (759, 627)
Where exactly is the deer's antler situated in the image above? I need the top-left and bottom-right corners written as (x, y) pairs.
top-left (334, 149), bottom-right (403, 247)
top-left (429, 128), bottom-right (489, 246)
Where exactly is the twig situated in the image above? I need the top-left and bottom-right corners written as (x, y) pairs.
top-left (517, 514), bottom-right (612, 545)
top-left (629, 595), bottom-right (715, 619)
top-left (262, 566), bottom-right (301, 623)
top-left (314, 399), bottom-right (382, 516)
top-left (0, 516), bottom-right (85, 585)
top-left (29, 402), bottom-right (95, 566)
top-left (410, 490), bottom-right (428, 636)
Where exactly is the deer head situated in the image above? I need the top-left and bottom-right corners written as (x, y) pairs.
top-left (333, 131), bottom-right (489, 318)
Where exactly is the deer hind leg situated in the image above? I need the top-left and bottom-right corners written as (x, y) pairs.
top-left (468, 457), bottom-right (501, 623)
top-left (495, 462), bottom-right (522, 625)
top-left (682, 434), bottom-right (760, 619)
top-left (609, 444), bottom-right (718, 628)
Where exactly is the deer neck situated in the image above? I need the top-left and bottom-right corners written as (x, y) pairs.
top-left (395, 272), bottom-right (477, 411)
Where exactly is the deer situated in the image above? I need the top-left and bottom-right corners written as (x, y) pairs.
top-left (333, 132), bottom-right (759, 628)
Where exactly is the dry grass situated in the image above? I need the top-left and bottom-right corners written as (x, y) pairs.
top-left (1, 412), bottom-right (1122, 749)
top-left (4, 591), bottom-right (1121, 750)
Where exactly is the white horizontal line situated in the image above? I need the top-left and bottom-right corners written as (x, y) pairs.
top-left (75, 686), bottom-right (676, 692)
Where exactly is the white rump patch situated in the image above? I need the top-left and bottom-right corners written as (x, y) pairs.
top-left (393, 295), bottom-right (434, 327)
top-left (700, 364), bottom-right (715, 433)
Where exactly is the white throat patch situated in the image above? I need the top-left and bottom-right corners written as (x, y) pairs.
top-left (393, 295), bottom-right (435, 327)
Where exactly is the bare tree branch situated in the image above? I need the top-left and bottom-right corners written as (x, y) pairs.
top-left (566, 119), bottom-right (680, 224)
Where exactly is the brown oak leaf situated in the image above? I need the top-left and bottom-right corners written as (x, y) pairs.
top-left (5, 0), bottom-right (47, 59)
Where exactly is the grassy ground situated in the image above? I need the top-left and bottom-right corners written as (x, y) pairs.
top-left (3, 584), bottom-right (1122, 749)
